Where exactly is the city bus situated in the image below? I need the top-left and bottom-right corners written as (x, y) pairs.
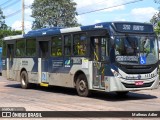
top-left (2, 22), bottom-right (159, 97)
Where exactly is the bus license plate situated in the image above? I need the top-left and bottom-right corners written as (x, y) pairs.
top-left (135, 81), bottom-right (144, 86)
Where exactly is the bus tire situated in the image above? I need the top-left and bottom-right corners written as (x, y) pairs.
top-left (116, 91), bottom-right (129, 96)
top-left (76, 74), bottom-right (90, 97)
top-left (20, 71), bottom-right (30, 89)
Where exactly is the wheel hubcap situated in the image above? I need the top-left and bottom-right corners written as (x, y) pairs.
top-left (79, 80), bottom-right (86, 91)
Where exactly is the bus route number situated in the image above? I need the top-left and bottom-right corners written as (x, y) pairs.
top-left (123, 24), bottom-right (131, 30)
top-left (133, 25), bottom-right (144, 31)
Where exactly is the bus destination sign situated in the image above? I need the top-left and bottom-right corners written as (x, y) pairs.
top-left (113, 23), bottom-right (154, 33)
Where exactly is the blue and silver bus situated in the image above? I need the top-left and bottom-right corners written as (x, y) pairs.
top-left (2, 22), bottom-right (159, 97)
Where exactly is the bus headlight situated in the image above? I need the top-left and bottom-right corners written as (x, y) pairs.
top-left (111, 69), bottom-right (122, 78)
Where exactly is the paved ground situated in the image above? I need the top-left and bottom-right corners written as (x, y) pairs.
top-left (0, 76), bottom-right (160, 120)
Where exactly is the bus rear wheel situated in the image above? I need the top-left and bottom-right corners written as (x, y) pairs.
top-left (20, 71), bottom-right (30, 89)
top-left (76, 74), bottom-right (90, 97)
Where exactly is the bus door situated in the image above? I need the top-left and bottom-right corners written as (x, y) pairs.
top-left (38, 41), bottom-right (49, 84)
top-left (7, 44), bottom-right (14, 79)
top-left (91, 37), bottom-right (108, 89)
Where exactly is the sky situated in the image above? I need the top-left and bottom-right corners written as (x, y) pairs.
top-left (0, 0), bottom-right (159, 33)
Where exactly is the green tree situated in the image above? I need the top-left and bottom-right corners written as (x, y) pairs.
top-left (0, 8), bottom-right (7, 30)
top-left (150, 0), bottom-right (160, 35)
top-left (31, 0), bottom-right (80, 29)
top-left (150, 12), bottom-right (160, 35)
top-left (0, 8), bottom-right (22, 46)
top-left (0, 29), bottom-right (22, 47)
top-left (154, 21), bottom-right (160, 35)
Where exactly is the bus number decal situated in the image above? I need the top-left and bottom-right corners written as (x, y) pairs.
top-left (82, 59), bottom-right (89, 69)
top-left (42, 72), bottom-right (47, 81)
top-left (72, 58), bottom-right (82, 64)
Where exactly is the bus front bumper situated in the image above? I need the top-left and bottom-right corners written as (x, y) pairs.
top-left (105, 75), bottom-right (159, 92)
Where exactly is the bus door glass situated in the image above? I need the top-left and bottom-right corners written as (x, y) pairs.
top-left (39, 41), bottom-right (49, 83)
top-left (64, 35), bottom-right (71, 68)
top-left (91, 37), bottom-right (108, 89)
top-left (7, 44), bottom-right (14, 79)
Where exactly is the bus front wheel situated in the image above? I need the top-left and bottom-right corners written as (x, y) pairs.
top-left (20, 71), bottom-right (30, 89)
top-left (76, 74), bottom-right (90, 97)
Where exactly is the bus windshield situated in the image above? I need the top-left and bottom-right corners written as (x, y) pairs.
top-left (114, 35), bottom-right (159, 65)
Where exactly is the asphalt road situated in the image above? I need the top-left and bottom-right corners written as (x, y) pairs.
top-left (0, 76), bottom-right (160, 120)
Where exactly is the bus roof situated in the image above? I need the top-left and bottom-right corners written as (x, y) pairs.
top-left (3, 22), bottom-right (154, 40)
top-left (3, 35), bottom-right (24, 41)
top-left (24, 22), bottom-right (154, 38)
top-left (24, 22), bottom-right (111, 38)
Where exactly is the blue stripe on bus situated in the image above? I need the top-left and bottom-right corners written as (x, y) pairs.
top-left (32, 58), bottom-right (38, 72)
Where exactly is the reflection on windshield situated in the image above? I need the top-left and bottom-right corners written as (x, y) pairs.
top-left (114, 35), bottom-right (158, 65)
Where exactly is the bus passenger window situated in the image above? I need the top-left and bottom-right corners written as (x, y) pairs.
top-left (64, 35), bottom-right (71, 56)
top-left (51, 36), bottom-right (62, 57)
top-left (26, 38), bottom-right (36, 56)
top-left (57, 48), bottom-right (62, 56)
top-left (16, 49), bottom-right (20, 56)
top-left (16, 40), bottom-right (25, 57)
top-left (2, 41), bottom-right (6, 57)
top-left (73, 34), bottom-right (87, 56)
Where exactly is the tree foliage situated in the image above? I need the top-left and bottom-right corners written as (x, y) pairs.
top-left (0, 29), bottom-right (22, 39)
top-left (31, 0), bottom-right (80, 29)
top-left (154, 22), bottom-right (160, 35)
top-left (0, 8), bottom-right (22, 46)
top-left (0, 29), bottom-right (22, 47)
top-left (150, 0), bottom-right (160, 35)
top-left (150, 12), bottom-right (160, 27)
top-left (0, 8), bottom-right (7, 30)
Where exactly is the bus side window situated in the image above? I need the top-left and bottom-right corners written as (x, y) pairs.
top-left (73, 34), bottom-right (87, 56)
top-left (16, 39), bottom-right (25, 57)
top-left (26, 38), bottom-right (36, 56)
top-left (16, 49), bottom-right (20, 56)
top-left (64, 35), bottom-right (71, 56)
top-left (51, 36), bottom-right (62, 57)
top-left (2, 41), bottom-right (6, 57)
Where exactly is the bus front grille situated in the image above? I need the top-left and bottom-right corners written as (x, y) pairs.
top-left (118, 63), bottom-right (158, 74)
top-left (122, 82), bottom-right (154, 88)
